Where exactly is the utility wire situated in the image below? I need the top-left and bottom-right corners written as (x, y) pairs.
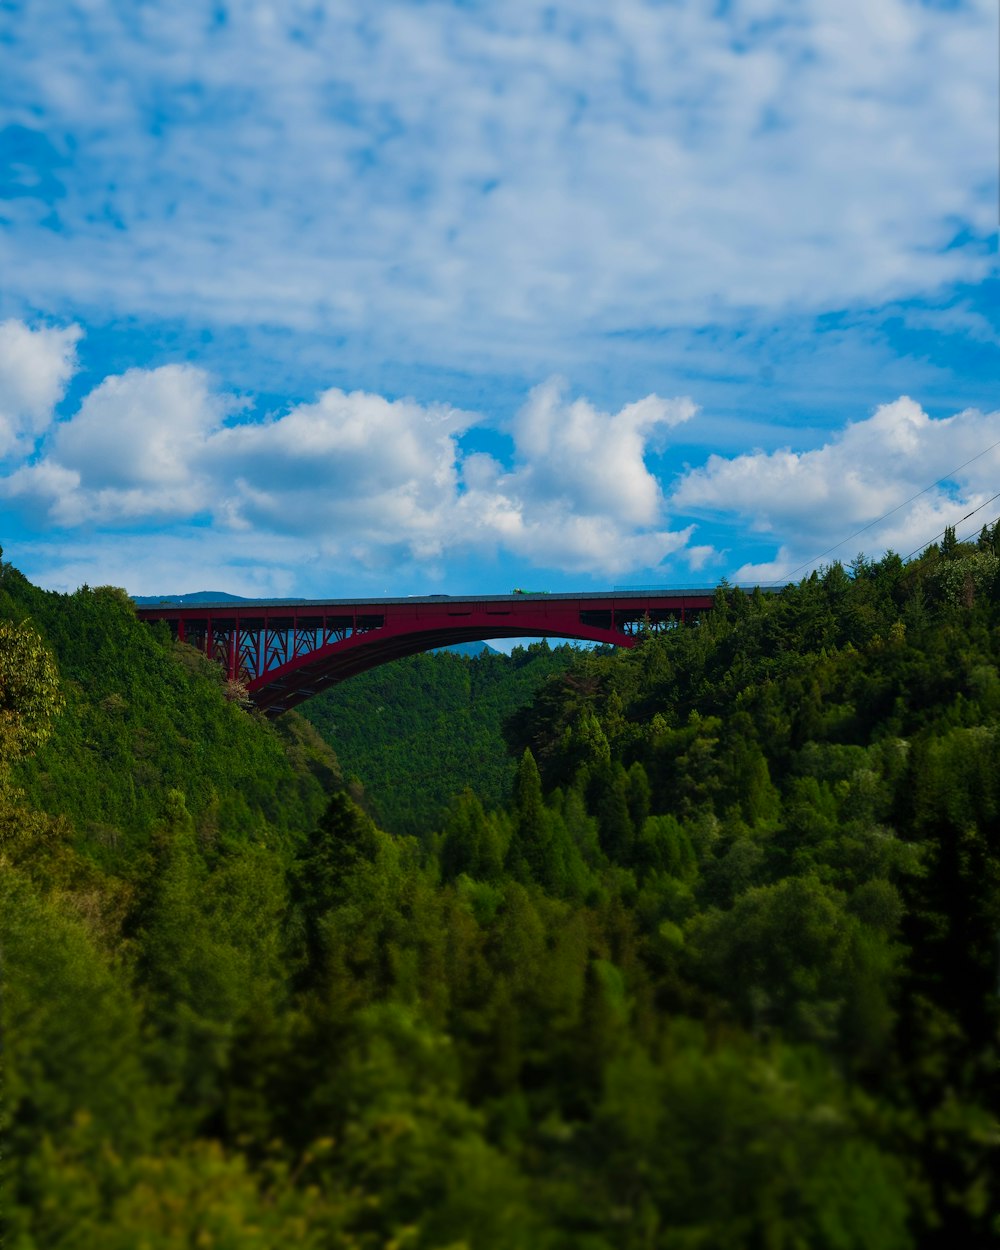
top-left (956, 511), bottom-right (1000, 549)
top-left (771, 434), bottom-right (1000, 585)
top-left (900, 490), bottom-right (1000, 563)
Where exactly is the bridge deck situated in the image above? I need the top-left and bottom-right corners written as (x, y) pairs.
top-left (135, 588), bottom-right (732, 611)
top-left (135, 588), bottom-right (766, 713)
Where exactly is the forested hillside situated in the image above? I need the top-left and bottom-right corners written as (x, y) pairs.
top-left (299, 642), bottom-right (581, 836)
top-left (2, 531), bottom-right (998, 1247)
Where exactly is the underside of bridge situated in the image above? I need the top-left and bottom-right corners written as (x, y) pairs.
top-left (135, 591), bottom-right (717, 714)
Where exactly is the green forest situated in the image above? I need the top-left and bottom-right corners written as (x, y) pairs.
top-left (2, 530), bottom-right (998, 1247)
top-left (299, 641), bottom-right (581, 836)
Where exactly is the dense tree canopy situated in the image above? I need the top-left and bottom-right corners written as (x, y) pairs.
top-left (299, 641), bottom-right (579, 836)
top-left (2, 532), bottom-right (999, 1246)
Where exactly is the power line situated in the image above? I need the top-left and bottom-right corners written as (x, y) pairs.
top-left (771, 434), bottom-right (1000, 585)
top-left (900, 490), bottom-right (1000, 563)
top-left (956, 512), bottom-right (1000, 548)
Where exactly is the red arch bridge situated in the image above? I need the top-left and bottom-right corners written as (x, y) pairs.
top-left (135, 589), bottom-right (725, 715)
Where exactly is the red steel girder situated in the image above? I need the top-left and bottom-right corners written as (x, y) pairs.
top-left (136, 590), bottom-right (719, 715)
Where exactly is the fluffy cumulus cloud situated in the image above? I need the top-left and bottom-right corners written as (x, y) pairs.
top-left (205, 389), bottom-right (472, 556)
top-left (0, 1), bottom-right (996, 367)
top-left (449, 380), bottom-right (697, 571)
top-left (3, 364), bottom-right (231, 525)
top-left (672, 397), bottom-right (1000, 580)
top-left (507, 380), bottom-right (696, 527)
top-left (0, 322), bottom-right (699, 583)
top-left (0, 320), bottom-right (81, 458)
top-left (5, 317), bottom-right (996, 594)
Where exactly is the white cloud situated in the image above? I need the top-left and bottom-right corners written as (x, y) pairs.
top-left (685, 545), bottom-right (716, 574)
top-left (2, 363), bottom-right (230, 524)
top-left (672, 396), bottom-right (1000, 579)
top-left (0, 320), bottom-right (81, 457)
top-left (729, 548), bottom-right (799, 585)
top-left (507, 379), bottom-right (695, 527)
top-left (493, 509), bottom-right (693, 576)
top-left (53, 364), bottom-right (228, 488)
top-left (4, 318), bottom-right (996, 593)
top-left (0, 1), bottom-right (996, 367)
top-left (206, 388), bottom-right (472, 538)
top-left (450, 380), bottom-right (697, 573)
top-left (0, 340), bottom-right (697, 580)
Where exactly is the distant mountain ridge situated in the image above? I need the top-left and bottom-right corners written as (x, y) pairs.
top-left (435, 640), bottom-right (501, 656)
top-left (131, 590), bottom-right (277, 605)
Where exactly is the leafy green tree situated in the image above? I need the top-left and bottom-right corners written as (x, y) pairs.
top-left (0, 617), bottom-right (63, 765)
top-left (690, 875), bottom-right (899, 1056)
top-left (5, 547), bottom-right (1000, 1246)
top-left (311, 1003), bottom-right (541, 1248)
top-left (2, 870), bottom-right (158, 1239)
top-left (506, 748), bottom-right (558, 885)
top-left (635, 813), bottom-right (696, 880)
top-left (440, 787), bottom-right (503, 882)
top-left (590, 1028), bottom-right (914, 1249)
top-left (589, 761), bottom-right (635, 865)
top-left (16, 1123), bottom-right (356, 1250)
top-left (292, 789), bottom-right (381, 945)
top-left (129, 786), bottom-right (291, 1130)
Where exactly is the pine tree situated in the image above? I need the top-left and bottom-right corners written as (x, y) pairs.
top-left (506, 749), bottom-right (555, 885)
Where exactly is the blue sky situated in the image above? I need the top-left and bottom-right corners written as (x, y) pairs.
top-left (0, 0), bottom-right (997, 601)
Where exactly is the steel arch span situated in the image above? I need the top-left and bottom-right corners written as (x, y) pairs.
top-left (135, 590), bottom-right (720, 715)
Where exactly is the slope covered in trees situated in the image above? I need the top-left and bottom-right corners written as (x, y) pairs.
top-left (2, 531), bottom-right (998, 1247)
top-left (299, 642), bottom-right (580, 836)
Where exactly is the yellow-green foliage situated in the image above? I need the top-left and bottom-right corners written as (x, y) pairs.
top-left (0, 617), bottom-right (62, 764)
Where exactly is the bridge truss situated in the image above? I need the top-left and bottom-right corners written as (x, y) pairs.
top-left (136, 590), bottom-right (718, 715)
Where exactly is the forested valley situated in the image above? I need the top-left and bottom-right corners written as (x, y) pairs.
top-left (298, 641), bottom-right (581, 837)
top-left (2, 530), bottom-right (998, 1248)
